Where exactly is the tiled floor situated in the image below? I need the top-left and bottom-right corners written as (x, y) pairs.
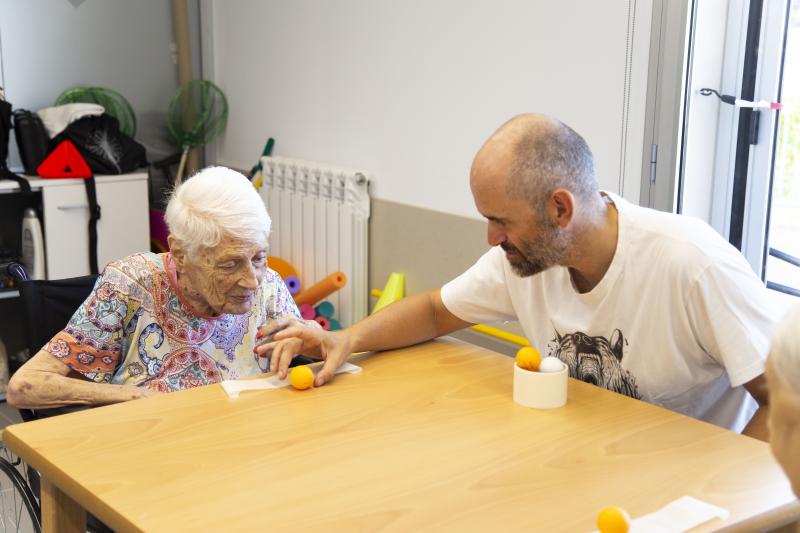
top-left (0, 402), bottom-right (22, 428)
top-left (0, 402), bottom-right (35, 533)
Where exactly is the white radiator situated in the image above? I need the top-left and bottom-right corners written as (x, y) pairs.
top-left (259, 156), bottom-right (371, 327)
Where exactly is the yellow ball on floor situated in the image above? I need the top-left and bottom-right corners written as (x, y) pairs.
top-left (289, 365), bottom-right (314, 390)
top-left (597, 506), bottom-right (631, 533)
top-left (515, 346), bottom-right (542, 371)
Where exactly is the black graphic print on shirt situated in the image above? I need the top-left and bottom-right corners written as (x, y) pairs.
top-left (547, 329), bottom-right (641, 399)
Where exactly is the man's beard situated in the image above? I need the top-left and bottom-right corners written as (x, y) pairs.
top-left (501, 223), bottom-right (569, 277)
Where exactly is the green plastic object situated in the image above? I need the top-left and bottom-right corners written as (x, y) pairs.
top-left (166, 80), bottom-right (229, 183)
top-left (249, 137), bottom-right (275, 178)
top-left (55, 87), bottom-right (137, 137)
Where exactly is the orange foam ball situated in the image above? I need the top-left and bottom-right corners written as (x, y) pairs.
top-left (597, 506), bottom-right (631, 533)
top-left (515, 346), bottom-right (542, 371)
top-left (289, 365), bottom-right (314, 390)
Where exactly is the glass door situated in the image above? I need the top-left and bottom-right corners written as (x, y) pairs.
top-left (764, 1), bottom-right (800, 297)
top-left (680, 0), bottom-right (798, 307)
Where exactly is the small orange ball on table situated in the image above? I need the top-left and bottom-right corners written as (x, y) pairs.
top-left (597, 506), bottom-right (631, 533)
top-left (289, 365), bottom-right (314, 390)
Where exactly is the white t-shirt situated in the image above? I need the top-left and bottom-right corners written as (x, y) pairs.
top-left (441, 194), bottom-right (777, 432)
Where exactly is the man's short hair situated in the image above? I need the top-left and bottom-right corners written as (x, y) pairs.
top-left (507, 117), bottom-right (599, 215)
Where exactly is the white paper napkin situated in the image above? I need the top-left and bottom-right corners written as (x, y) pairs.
top-left (221, 362), bottom-right (362, 398)
top-left (590, 496), bottom-right (729, 533)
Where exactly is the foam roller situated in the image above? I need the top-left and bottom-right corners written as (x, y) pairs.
top-left (267, 256), bottom-right (298, 280)
top-left (315, 301), bottom-right (335, 318)
top-left (294, 272), bottom-right (347, 306)
top-left (284, 275), bottom-right (301, 295)
top-left (299, 303), bottom-right (316, 320)
top-left (314, 316), bottom-right (331, 330)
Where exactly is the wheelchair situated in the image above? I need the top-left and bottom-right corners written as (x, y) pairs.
top-left (0, 262), bottom-right (100, 532)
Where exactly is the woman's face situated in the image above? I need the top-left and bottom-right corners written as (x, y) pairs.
top-left (766, 357), bottom-right (800, 497)
top-left (175, 235), bottom-right (268, 316)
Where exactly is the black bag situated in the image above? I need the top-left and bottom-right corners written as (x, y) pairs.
top-left (49, 114), bottom-right (146, 275)
top-left (51, 114), bottom-right (147, 174)
top-left (0, 99), bottom-right (13, 165)
top-left (0, 100), bottom-right (32, 193)
top-left (12, 109), bottom-right (51, 175)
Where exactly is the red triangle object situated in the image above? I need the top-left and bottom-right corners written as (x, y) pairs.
top-left (37, 140), bottom-right (93, 179)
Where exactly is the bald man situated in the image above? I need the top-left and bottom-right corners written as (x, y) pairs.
top-left (261, 113), bottom-right (777, 438)
top-left (766, 306), bottom-right (800, 496)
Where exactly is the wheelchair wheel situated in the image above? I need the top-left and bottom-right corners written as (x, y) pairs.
top-left (0, 445), bottom-right (41, 533)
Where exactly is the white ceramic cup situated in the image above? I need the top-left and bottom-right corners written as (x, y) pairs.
top-left (512, 361), bottom-right (568, 409)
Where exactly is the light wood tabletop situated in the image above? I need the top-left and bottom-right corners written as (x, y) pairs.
top-left (4, 338), bottom-right (799, 532)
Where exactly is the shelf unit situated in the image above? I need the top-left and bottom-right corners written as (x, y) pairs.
top-left (0, 172), bottom-right (149, 280)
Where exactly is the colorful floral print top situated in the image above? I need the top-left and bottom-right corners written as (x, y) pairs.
top-left (44, 252), bottom-right (300, 392)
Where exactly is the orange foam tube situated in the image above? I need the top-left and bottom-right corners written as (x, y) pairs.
top-left (294, 272), bottom-right (347, 306)
top-left (267, 256), bottom-right (298, 280)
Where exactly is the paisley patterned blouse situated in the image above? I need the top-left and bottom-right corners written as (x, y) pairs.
top-left (44, 252), bottom-right (301, 392)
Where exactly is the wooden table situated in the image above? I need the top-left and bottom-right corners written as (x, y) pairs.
top-left (4, 339), bottom-right (799, 532)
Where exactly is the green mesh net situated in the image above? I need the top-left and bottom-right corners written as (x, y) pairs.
top-left (55, 87), bottom-right (137, 137)
top-left (167, 80), bottom-right (228, 150)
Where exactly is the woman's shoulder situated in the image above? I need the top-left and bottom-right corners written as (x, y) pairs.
top-left (101, 252), bottom-right (166, 294)
top-left (259, 268), bottom-right (300, 315)
top-left (258, 268), bottom-right (287, 299)
top-left (264, 267), bottom-right (283, 285)
top-left (107, 251), bottom-right (164, 269)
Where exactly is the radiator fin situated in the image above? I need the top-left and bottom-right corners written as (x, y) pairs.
top-left (260, 157), bottom-right (371, 327)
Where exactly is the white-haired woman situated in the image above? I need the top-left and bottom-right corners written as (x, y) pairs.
top-left (766, 305), bottom-right (800, 498)
top-left (8, 167), bottom-right (309, 409)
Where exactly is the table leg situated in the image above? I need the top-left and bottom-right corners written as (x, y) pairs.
top-left (40, 478), bottom-right (86, 533)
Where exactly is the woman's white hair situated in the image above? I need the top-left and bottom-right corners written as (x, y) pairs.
top-left (770, 304), bottom-right (800, 394)
top-left (165, 166), bottom-right (270, 257)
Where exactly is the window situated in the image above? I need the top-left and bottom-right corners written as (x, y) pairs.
top-left (674, 0), bottom-right (798, 308)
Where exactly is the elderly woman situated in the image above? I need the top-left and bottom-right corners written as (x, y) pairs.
top-left (766, 305), bottom-right (800, 498)
top-left (8, 166), bottom-right (308, 409)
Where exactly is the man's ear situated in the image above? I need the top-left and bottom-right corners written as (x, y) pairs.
top-left (549, 189), bottom-right (575, 229)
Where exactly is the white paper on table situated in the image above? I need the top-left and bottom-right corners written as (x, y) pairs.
top-left (589, 496), bottom-right (729, 533)
top-left (221, 362), bottom-right (362, 398)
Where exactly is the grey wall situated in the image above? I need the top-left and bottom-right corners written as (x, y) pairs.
top-left (0, 0), bottom-right (200, 170)
top-left (369, 198), bottom-right (525, 356)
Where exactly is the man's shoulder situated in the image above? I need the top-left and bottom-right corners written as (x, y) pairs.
top-left (620, 199), bottom-right (734, 265)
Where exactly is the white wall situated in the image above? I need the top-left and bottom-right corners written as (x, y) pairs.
top-left (0, 0), bottom-right (184, 168)
top-left (210, 0), bottom-right (653, 219)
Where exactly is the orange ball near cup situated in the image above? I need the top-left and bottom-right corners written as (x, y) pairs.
top-left (515, 346), bottom-right (542, 371)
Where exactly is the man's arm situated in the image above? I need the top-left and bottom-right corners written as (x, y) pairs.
top-left (349, 289), bottom-right (472, 352)
top-left (7, 350), bottom-right (157, 410)
top-left (260, 289), bottom-right (473, 385)
top-left (742, 373), bottom-right (770, 441)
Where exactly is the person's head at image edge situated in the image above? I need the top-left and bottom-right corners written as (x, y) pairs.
top-left (766, 305), bottom-right (800, 498)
